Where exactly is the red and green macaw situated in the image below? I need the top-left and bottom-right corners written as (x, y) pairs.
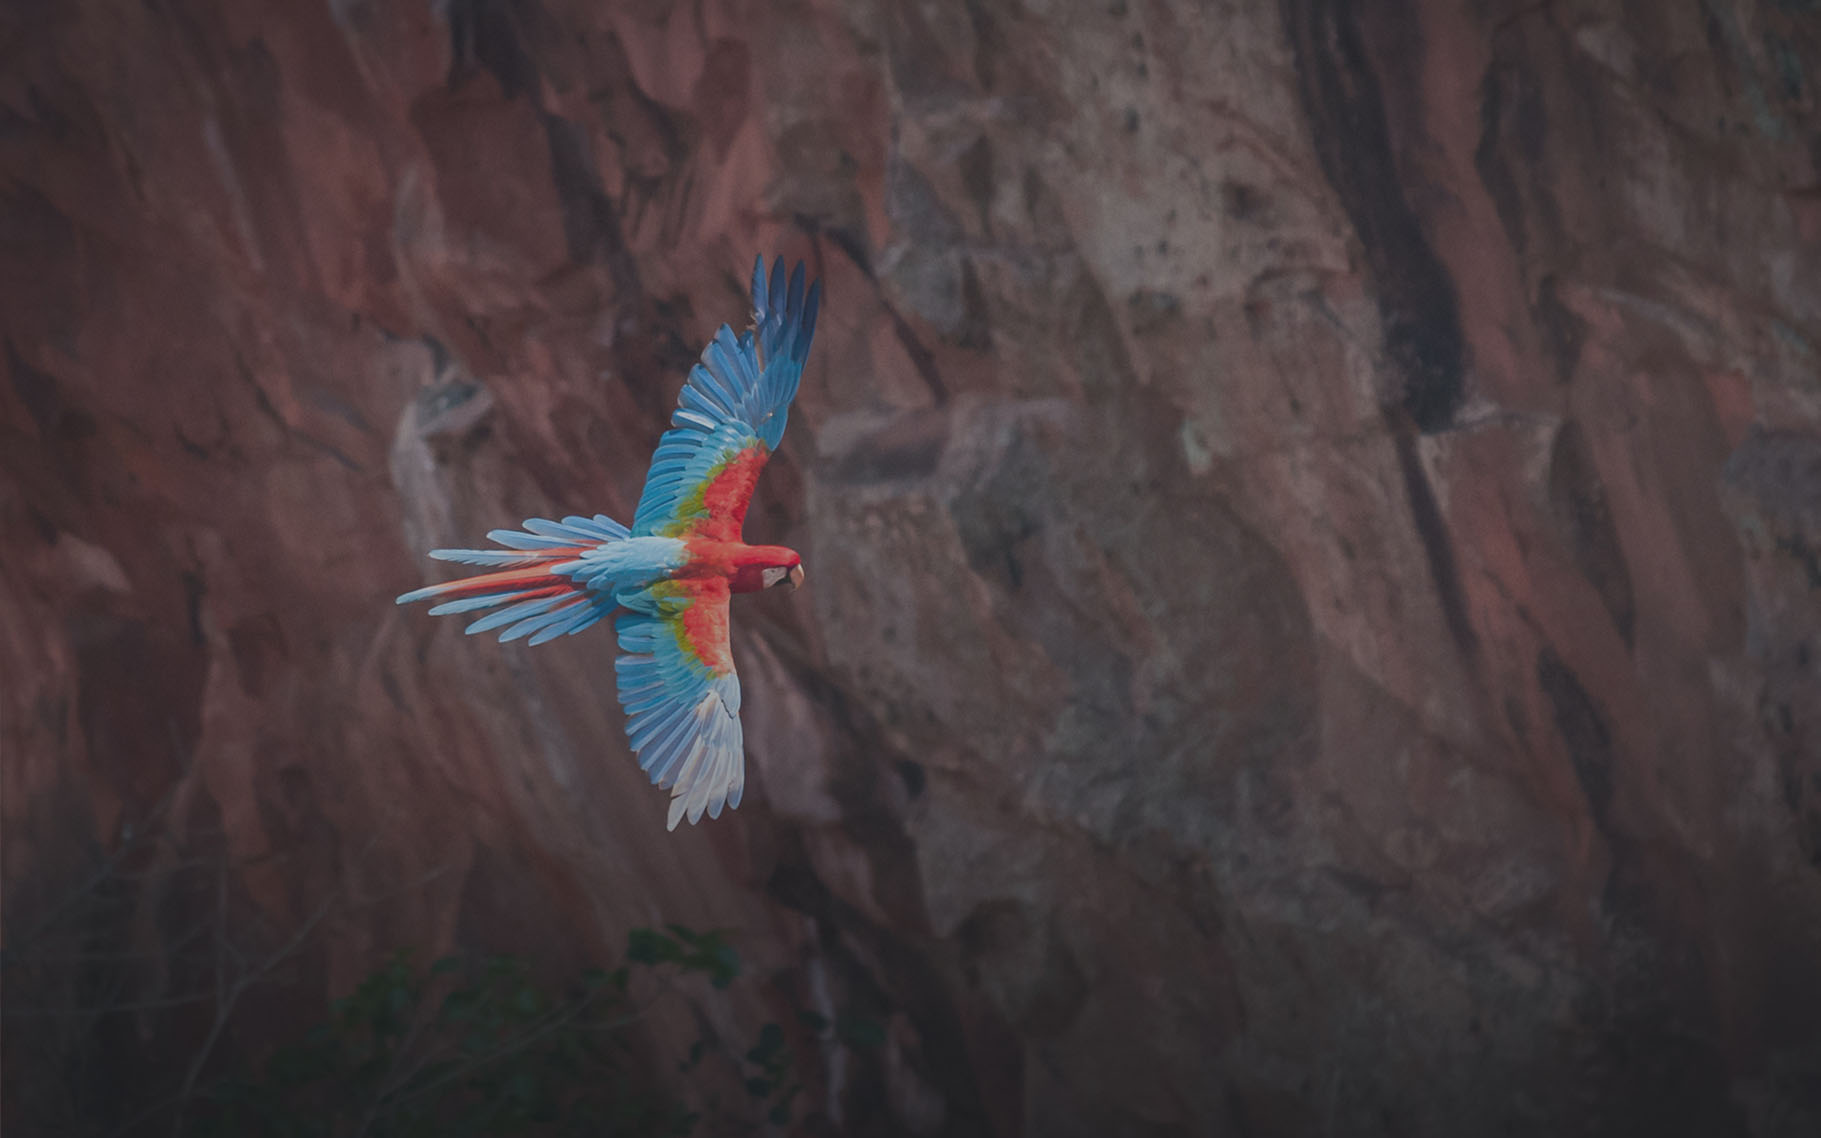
top-left (397, 257), bottom-right (820, 830)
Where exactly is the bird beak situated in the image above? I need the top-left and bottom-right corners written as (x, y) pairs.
top-left (786, 564), bottom-right (805, 591)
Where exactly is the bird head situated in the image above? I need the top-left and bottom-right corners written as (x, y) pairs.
top-left (760, 563), bottom-right (804, 591)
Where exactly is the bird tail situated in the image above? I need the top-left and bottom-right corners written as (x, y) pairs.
top-left (396, 514), bottom-right (626, 645)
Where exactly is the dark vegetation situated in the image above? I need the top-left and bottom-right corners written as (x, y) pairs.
top-left (2, 805), bottom-right (875, 1137)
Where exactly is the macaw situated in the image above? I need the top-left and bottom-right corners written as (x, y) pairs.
top-left (397, 256), bottom-right (820, 831)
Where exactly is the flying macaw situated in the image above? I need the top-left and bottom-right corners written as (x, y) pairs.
top-left (397, 256), bottom-right (820, 831)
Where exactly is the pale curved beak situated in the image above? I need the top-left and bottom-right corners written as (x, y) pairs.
top-left (786, 564), bottom-right (805, 591)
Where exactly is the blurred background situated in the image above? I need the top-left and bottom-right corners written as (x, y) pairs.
top-left (4, 0), bottom-right (1821, 1134)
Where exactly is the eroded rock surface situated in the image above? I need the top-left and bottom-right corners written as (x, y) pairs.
top-left (5, 0), bottom-right (1820, 1133)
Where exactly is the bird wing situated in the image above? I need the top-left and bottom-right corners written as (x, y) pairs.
top-left (613, 576), bottom-right (746, 830)
top-left (630, 256), bottom-right (821, 541)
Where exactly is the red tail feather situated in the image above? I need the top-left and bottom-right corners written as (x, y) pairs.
top-left (397, 563), bottom-right (586, 610)
top-left (423, 568), bottom-right (570, 601)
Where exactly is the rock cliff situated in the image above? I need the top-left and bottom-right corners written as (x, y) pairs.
top-left (4, 0), bottom-right (1820, 1134)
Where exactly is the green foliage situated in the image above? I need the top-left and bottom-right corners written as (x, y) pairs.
top-left (1, 801), bottom-right (859, 1138)
top-left (180, 927), bottom-right (796, 1138)
top-left (625, 925), bottom-right (741, 990)
top-left (834, 1012), bottom-right (889, 1052)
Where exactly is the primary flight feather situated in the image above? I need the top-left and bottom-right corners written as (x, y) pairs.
top-left (397, 256), bottom-right (820, 831)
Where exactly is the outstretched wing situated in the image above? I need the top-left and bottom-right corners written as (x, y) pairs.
top-left (631, 256), bottom-right (821, 541)
top-left (614, 577), bottom-right (745, 830)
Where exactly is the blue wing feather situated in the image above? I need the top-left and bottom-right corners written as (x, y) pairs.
top-left (463, 593), bottom-right (569, 636)
top-left (486, 529), bottom-right (580, 550)
top-left (528, 604), bottom-right (604, 645)
top-left (612, 578), bottom-right (746, 831)
top-left (630, 256), bottom-right (821, 536)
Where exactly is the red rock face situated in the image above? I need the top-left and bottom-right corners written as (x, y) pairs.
top-left (4, 0), bottom-right (1820, 1133)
